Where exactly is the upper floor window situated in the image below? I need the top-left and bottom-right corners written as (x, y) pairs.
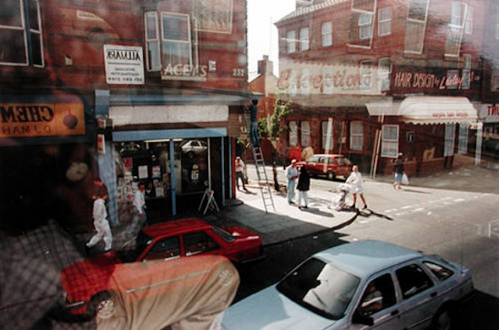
top-left (287, 30), bottom-right (296, 53)
top-left (289, 121), bottom-right (298, 146)
top-left (378, 57), bottom-right (392, 91)
top-left (321, 22), bottom-right (333, 47)
top-left (446, 2), bottom-right (467, 56)
top-left (496, 12), bottom-right (499, 40)
top-left (404, 0), bottom-right (429, 54)
top-left (145, 11), bottom-right (192, 71)
top-left (378, 7), bottom-right (391, 36)
top-left (0, 0), bottom-right (44, 67)
top-left (359, 13), bottom-right (373, 40)
top-left (464, 6), bottom-right (473, 34)
top-left (360, 60), bottom-right (372, 91)
top-left (299, 27), bottom-right (309, 51)
top-left (301, 121), bottom-right (310, 147)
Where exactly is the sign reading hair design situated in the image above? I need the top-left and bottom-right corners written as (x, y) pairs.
top-left (0, 103), bottom-right (85, 137)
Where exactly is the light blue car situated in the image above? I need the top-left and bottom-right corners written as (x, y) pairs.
top-left (222, 240), bottom-right (474, 330)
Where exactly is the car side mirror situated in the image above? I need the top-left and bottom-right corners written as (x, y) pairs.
top-left (352, 310), bottom-right (374, 326)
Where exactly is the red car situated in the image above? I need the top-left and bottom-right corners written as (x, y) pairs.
top-left (304, 154), bottom-right (353, 180)
top-left (61, 218), bottom-right (262, 317)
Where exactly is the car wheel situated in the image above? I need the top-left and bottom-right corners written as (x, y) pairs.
top-left (86, 291), bottom-right (113, 318)
top-left (432, 307), bottom-right (454, 330)
top-left (327, 171), bottom-right (336, 181)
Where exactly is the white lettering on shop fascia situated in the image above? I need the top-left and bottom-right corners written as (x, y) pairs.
top-left (161, 64), bottom-right (208, 81)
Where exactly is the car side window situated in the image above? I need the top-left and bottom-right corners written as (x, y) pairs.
top-left (396, 264), bottom-right (434, 299)
top-left (145, 236), bottom-right (180, 261)
top-left (423, 261), bottom-right (454, 281)
top-left (357, 274), bottom-right (396, 316)
top-left (184, 231), bottom-right (220, 256)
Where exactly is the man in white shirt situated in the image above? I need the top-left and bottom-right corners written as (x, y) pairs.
top-left (235, 156), bottom-right (248, 191)
top-left (86, 180), bottom-right (112, 251)
top-left (285, 159), bottom-right (299, 204)
top-left (128, 183), bottom-right (147, 236)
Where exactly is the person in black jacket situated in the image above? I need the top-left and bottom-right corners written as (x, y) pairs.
top-left (393, 153), bottom-right (405, 190)
top-left (297, 165), bottom-right (310, 209)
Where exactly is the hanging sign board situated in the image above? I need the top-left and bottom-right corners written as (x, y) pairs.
top-left (104, 45), bottom-right (145, 85)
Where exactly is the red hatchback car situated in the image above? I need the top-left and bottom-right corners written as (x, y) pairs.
top-left (61, 218), bottom-right (262, 317)
top-left (304, 154), bottom-right (353, 180)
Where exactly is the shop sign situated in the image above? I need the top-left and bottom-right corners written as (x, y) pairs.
top-left (393, 68), bottom-right (478, 91)
top-left (104, 45), bottom-right (145, 85)
top-left (161, 63), bottom-right (208, 81)
top-left (277, 60), bottom-right (379, 96)
top-left (0, 102), bottom-right (85, 138)
top-left (479, 104), bottom-right (499, 123)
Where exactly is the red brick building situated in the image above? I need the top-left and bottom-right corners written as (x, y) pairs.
top-left (275, 0), bottom-right (499, 176)
top-left (0, 0), bottom-right (250, 222)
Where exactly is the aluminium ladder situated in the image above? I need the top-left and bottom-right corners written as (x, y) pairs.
top-left (251, 146), bottom-right (275, 213)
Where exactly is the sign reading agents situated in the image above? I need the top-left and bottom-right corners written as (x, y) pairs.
top-left (104, 45), bottom-right (144, 85)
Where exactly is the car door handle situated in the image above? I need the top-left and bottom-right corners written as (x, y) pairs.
top-left (391, 310), bottom-right (399, 316)
top-left (431, 292), bottom-right (438, 298)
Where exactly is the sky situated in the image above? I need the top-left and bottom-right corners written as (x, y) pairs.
top-left (247, 0), bottom-right (296, 80)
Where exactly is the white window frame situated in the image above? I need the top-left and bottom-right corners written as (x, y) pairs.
top-left (378, 7), bottom-right (392, 36)
top-left (444, 124), bottom-right (456, 157)
top-left (458, 124), bottom-right (469, 154)
top-left (496, 13), bottom-right (499, 40)
top-left (462, 54), bottom-right (471, 89)
top-left (350, 121), bottom-right (364, 151)
top-left (322, 120), bottom-right (334, 152)
top-left (446, 2), bottom-right (467, 57)
top-left (160, 12), bottom-right (193, 67)
top-left (404, 0), bottom-right (430, 54)
top-left (381, 125), bottom-right (399, 158)
top-left (359, 12), bottom-right (373, 40)
top-left (289, 121), bottom-right (298, 146)
top-left (360, 60), bottom-right (372, 91)
top-left (287, 30), bottom-right (296, 53)
top-left (145, 11), bottom-right (161, 71)
top-left (464, 6), bottom-right (473, 34)
top-left (0, 0), bottom-right (44, 67)
top-left (321, 21), bottom-right (333, 47)
top-left (299, 27), bottom-right (309, 51)
top-left (378, 57), bottom-right (392, 91)
top-left (301, 121), bottom-right (310, 147)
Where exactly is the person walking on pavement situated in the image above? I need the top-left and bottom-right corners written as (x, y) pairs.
top-left (235, 156), bottom-right (248, 191)
top-left (86, 185), bottom-right (113, 252)
top-left (285, 159), bottom-right (299, 204)
top-left (128, 183), bottom-right (147, 236)
top-left (393, 153), bottom-right (405, 190)
top-left (346, 165), bottom-right (368, 209)
top-left (297, 165), bottom-right (310, 209)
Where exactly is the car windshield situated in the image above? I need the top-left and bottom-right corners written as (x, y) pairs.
top-left (213, 226), bottom-right (236, 242)
top-left (277, 258), bottom-right (360, 320)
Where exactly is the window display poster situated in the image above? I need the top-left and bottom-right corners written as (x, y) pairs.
top-left (155, 187), bottom-right (164, 197)
top-left (138, 165), bottom-right (148, 179)
top-left (152, 165), bottom-right (161, 179)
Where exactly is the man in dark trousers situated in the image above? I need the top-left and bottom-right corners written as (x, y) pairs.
top-left (248, 99), bottom-right (260, 147)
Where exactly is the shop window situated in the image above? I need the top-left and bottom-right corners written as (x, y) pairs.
top-left (322, 120), bottom-right (334, 152)
top-left (299, 27), bottom-right (309, 51)
top-left (461, 54), bottom-right (471, 90)
top-left (378, 7), bottom-right (391, 36)
top-left (289, 121), bottom-right (298, 146)
top-left (178, 139), bottom-right (209, 194)
top-left (144, 11), bottom-right (193, 71)
top-left (321, 21), bottom-right (332, 47)
top-left (350, 121), bottom-right (363, 151)
top-left (458, 124), bottom-right (468, 154)
top-left (381, 125), bottom-right (399, 158)
top-left (404, 0), bottom-right (429, 54)
top-left (444, 124), bottom-right (456, 157)
top-left (301, 121), bottom-right (310, 147)
top-left (1, 0), bottom-right (44, 67)
top-left (287, 30), bottom-right (296, 53)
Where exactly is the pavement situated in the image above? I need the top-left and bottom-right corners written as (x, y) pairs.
top-left (107, 154), bottom-right (498, 251)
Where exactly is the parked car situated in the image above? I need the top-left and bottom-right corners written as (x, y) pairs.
top-left (304, 154), bottom-right (353, 180)
top-left (222, 240), bottom-right (474, 330)
top-left (181, 139), bottom-right (208, 158)
top-left (61, 218), bottom-right (262, 317)
top-left (61, 254), bottom-right (238, 321)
